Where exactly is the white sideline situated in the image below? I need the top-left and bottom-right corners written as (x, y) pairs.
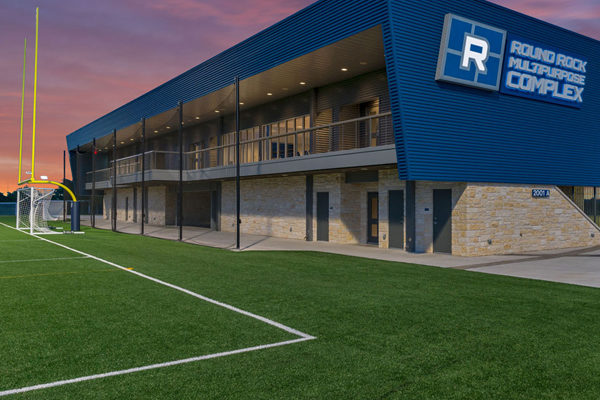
top-left (0, 337), bottom-right (312, 397)
top-left (0, 256), bottom-right (89, 264)
top-left (0, 222), bottom-right (316, 396)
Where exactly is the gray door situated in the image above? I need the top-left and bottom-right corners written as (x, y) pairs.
top-left (389, 190), bottom-right (404, 249)
top-left (367, 192), bottom-right (379, 244)
top-left (316, 192), bottom-right (329, 241)
top-left (433, 189), bottom-right (452, 253)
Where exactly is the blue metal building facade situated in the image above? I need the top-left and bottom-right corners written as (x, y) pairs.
top-left (67, 0), bottom-right (600, 186)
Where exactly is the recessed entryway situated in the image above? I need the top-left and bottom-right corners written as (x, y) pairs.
top-left (433, 189), bottom-right (452, 253)
top-left (388, 190), bottom-right (404, 249)
top-left (317, 192), bottom-right (329, 242)
top-left (367, 192), bottom-right (379, 244)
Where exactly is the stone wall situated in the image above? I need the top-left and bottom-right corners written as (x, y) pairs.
top-left (103, 185), bottom-right (167, 225)
top-left (221, 176), bottom-right (306, 240)
top-left (454, 183), bottom-right (600, 256)
top-left (103, 188), bottom-right (139, 223)
top-left (414, 182), bottom-right (467, 253)
top-left (312, 173), bottom-right (379, 244)
top-left (377, 169), bottom-right (405, 248)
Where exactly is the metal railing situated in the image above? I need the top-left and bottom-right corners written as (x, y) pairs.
top-left (86, 112), bottom-right (393, 183)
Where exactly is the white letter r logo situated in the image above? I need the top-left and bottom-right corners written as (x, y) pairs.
top-left (461, 35), bottom-right (489, 72)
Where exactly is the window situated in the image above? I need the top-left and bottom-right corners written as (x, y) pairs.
top-left (221, 114), bottom-right (311, 165)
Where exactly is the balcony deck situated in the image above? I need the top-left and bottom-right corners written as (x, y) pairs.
top-left (86, 113), bottom-right (396, 189)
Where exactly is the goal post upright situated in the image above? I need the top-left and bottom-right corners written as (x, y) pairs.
top-left (18, 38), bottom-right (27, 184)
top-left (15, 7), bottom-right (81, 233)
top-left (30, 7), bottom-right (39, 180)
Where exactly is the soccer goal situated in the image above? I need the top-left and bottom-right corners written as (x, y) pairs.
top-left (16, 187), bottom-right (62, 235)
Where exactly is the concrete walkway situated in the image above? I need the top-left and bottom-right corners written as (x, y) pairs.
top-left (82, 217), bottom-right (600, 288)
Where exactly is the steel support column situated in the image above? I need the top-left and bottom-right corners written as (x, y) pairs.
top-left (62, 150), bottom-right (66, 222)
top-left (235, 76), bottom-right (241, 250)
top-left (141, 118), bottom-right (146, 235)
top-left (112, 129), bottom-right (117, 232)
top-left (178, 101), bottom-right (183, 241)
top-left (91, 138), bottom-right (96, 228)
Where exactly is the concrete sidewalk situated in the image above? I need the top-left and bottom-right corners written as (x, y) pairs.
top-left (82, 217), bottom-right (525, 268)
top-left (82, 217), bottom-right (600, 288)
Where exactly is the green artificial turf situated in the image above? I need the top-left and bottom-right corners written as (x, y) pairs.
top-left (1, 216), bottom-right (600, 399)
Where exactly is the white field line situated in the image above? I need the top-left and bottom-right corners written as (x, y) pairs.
top-left (0, 256), bottom-right (89, 264)
top-left (0, 337), bottom-right (313, 397)
top-left (0, 222), bottom-right (316, 396)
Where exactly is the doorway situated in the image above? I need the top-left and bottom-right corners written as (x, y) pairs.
top-left (367, 192), bottom-right (379, 244)
top-left (316, 192), bottom-right (329, 241)
top-left (433, 189), bottom-right (452, 253)
top-left (388, 190), bottom-right (404, 249)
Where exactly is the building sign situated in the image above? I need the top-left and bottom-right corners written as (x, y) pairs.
top-left (500, 35), bottom-right (587, 108)
top-left (436, 14), bottom-right (588, 108)
top-left (436, 14), bottom-right (506, 91)
top-left (532, 189), bottom-right (550, 198)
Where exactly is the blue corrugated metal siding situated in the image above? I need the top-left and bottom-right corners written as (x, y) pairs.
top-left (66, 0), bottom-right (389, 150)
top-left (382, 2), bottom-right (408, 180)
top-left (387, 0), bottom-right (600, 186)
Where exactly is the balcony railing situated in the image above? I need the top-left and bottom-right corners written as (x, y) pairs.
top-left (86, 112), bottom-right (393, 183)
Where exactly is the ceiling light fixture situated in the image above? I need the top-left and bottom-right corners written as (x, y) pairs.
top-left (130, 138), bottom-right (134, 141)
top-left (299, 82), bottom-right (306, 85)
top-left (341, 67), bottom-right (349, 72)
top-left (154, 130), bottom-right (158, 133)
top-left (239, 102), bottom-right (244, 105)
top-left (215, 110), bottom-right (220, 113)
top-left (195, 116), bottom-right (200, 120)
top-left (120, 141), bottom-right (125, 144)
top-left (359, 61), bottom-right (367, 65)
top-left (267, 92), bottom-right (273, 96)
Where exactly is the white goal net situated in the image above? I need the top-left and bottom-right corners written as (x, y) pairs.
top-left (16, 187), bottom-right (61, 234)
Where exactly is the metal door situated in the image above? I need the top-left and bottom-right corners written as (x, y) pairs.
top-left (316, 192), bottom-right (329, 241)
top-left (367, 192), bottom-right (379, 244)
top-left (433, 189), bottom-right (452, 253)
top-left (388, 190), bottom-right (404, 248)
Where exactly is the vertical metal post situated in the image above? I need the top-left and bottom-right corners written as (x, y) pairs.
top-left (594, 186), bottom-right (597, 224)
top-left (112, 129), bottom-right (117, 232)
top-left (235, 76), bottom-right (241, 250)
top-left (92, 138), bottom-right (96, 228)
top-left (76, 145), bottom-right (81, 201)
top-left (306, 175), bottom-right (313, 241)
top-left (141, 118), bottom-right (146, 235)
top-left (62, 150), bottom-right (66, 222)
top-left (178, 101), bottom-right (183, 241)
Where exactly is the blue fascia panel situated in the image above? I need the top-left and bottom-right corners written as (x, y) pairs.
top-left (386, 0), bottom-right (600, 186)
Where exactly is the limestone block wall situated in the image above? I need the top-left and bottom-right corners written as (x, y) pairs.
top-left (377, 169), bottom-right (405, 248)
top-left (313, 174), bottom-right (342, 242)
top-left (456, 184), bottom-right (600, 256)
top-left (103, 187), bottom-right (142, 223)
top-left (221, 176), bottom-right (306, 240)
top-left (340, 179), bottom-right (378, 244)
top-left (147, 186), bottom-right (167, 226)
top-left (415, 182), bottom-right (467, 254)
top-left (312, 173), bottom-right (378, 244)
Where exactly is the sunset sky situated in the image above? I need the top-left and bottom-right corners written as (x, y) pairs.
top-left (1, 0), bottom-right (598, 193)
